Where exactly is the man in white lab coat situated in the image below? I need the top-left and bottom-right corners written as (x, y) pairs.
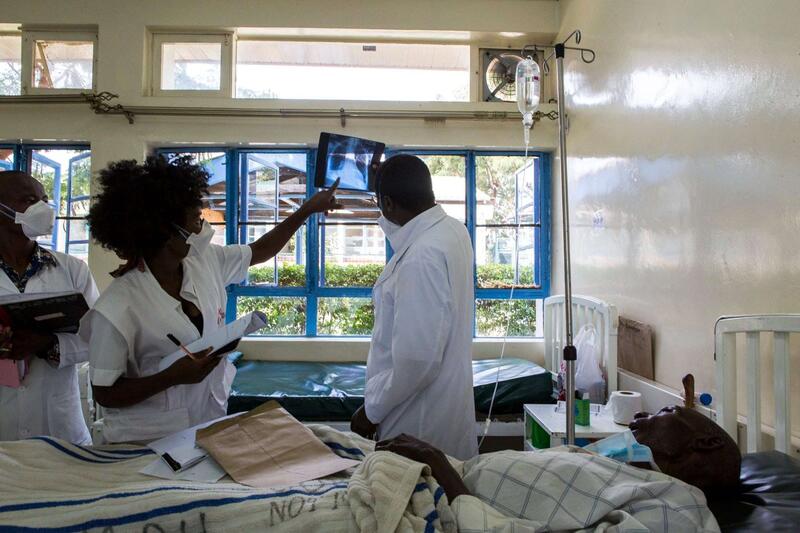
top-left (0, 171), bottom-right (98, 444)
top-left (351, 155), bottom-right (478, 460)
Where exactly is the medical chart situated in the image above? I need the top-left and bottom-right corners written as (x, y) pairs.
top-left (158, 311), bottom-right (267, 371)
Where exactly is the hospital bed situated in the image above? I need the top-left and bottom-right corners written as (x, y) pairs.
top-left (227, 357), bottom-right (554, 438)
top-left (224, 295), bottom-right (618, 445)
top-left (543, 300), bottom-right (800, 531)
top-left (707, 314), bottom-right (800, 532)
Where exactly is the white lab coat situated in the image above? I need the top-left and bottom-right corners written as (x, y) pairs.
top-left (0, 252), bottom-right (98, 445)
top-left (79, 244), bottom-right (251, 443)
top-left (365, 205), bottom-right (478, 460)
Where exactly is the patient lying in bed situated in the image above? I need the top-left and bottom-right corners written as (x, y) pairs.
top-left (0, 406), bottom-right (732, 532)
top-left (378, 405), bottom-right (739, 532)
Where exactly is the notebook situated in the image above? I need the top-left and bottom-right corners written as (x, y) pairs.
top-left (0, 291), bottom-right (89, 334)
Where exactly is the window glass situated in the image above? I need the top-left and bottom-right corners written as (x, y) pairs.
top-left (236, 41), bottom-right (469, 101)
top-left (159, 148), bottom-right (547, 338)
top-left (318, 297), bottom-right (374, 335)
top-left (475, 155), bottom-right (539, 289)
top-left (237, 296), bottom-right (306, 335)
top-left (475, 226), bottom-right (536, 288)
top-left (28, 148), bottom-right (91, 262)
top-left (241, 152), bottom-right (307, 286)
top-left (476, 299), bottom-right (538, 337)
top-left (0, 147), bottom-right (14, 170)
top-left (476, 155), bottom-right (536, 225)
top-left (33, 40), bottom-right (93, 89)
top-left (320, 224), bottom-right (384, 287)
top-left (416, 154), bottom-right (466, 223)
top-left (160, 42), bottom-right (221, 91)
top-left (0, 35), bottom-right (21, 95)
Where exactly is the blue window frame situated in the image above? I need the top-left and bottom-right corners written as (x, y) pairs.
top-left (157, 147), bottom-right (550, 337)
top-left (0, 143), bottom-right (91, 261)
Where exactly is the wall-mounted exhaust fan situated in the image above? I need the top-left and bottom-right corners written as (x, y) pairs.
top-left (481, 49), bottom-right (541, 102)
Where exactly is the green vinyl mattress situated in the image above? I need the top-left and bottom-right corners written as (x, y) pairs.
top-left (228, 358), bottom-right (553, 420)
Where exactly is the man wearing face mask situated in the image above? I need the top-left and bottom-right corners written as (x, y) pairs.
top-left (0, 171), bottom-right (98, 444)
top-left (79, 156), bottom-right (340, 443)
top-left (350, 154), bottom-right (478, 460)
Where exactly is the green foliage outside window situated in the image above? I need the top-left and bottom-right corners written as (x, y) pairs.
top-left (241, 264), bottom-right (536, 336)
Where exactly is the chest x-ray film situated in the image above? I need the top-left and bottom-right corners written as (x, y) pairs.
top-left (314, 132), bottom-right (385, 192)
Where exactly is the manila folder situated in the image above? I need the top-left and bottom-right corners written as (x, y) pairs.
top-left (196, 401), bottom-right (359, 488)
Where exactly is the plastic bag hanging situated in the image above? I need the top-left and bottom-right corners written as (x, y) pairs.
top-left (515, 56), bottom-right (541, 146)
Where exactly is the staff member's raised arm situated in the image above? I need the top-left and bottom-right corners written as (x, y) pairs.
top-left (249, 178), bottom-right (341, 265)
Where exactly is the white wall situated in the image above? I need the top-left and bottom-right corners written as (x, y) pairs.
top-left (554, 0), bottom-right (800, 432)
top-left (0, 0), bottom-right (559, 363)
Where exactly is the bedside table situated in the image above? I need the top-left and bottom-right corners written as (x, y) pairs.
top-left (523, 403), bottom-right (628, 450)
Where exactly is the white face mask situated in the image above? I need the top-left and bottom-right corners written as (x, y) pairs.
top-left (0, 200), bottom-right (55, 238)
top-left (377, 215), bottom-right (402, 239)
top-left (175, 220), bottom-right (214, 257)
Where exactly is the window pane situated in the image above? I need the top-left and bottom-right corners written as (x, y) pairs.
top-left (416, 155), bottom-right (466, 223)
top-left (241, 152), bottom-right (308, 286)
top-left (318, 297), bottom-right (374, 335)
top-left (476, 299), bottom-right (537, 337)
top-left (241, 152), bottom-right (307, 222)
top-left (0, 147), bottom-right (14, 169)
top-left (160, 42), bottom-right (221, 90)
top-left (321, 224), bottom-right (384, 287)
top-left (0, 35), bottom-right (21, 95)
top-left (164, 151), bottom-right (228, 245)
top-left (29, 149), bottom-right (91, 261)
top-left (245, 224), bottom-right (304, 287)
top-left (63, 220), bottom-right (89, 262)
top-left (476, 226), bottom-right (536, 288)
top-left (476, 155), bottom-right (537, 225)
top-left (237, 296), bottom-right (306, 335)
top-left (322, 192), bottom-right (380, 223)
top-left (33, 40), bottom-right (93, 89)
top-left (236, 41), bottom-right (469, 101)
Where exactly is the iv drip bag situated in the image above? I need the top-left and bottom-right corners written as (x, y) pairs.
top-left (516, 57), bottom-right (541, 146)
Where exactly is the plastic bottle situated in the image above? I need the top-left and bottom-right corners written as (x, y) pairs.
top-left (515, 57), bottom-right (541, 146)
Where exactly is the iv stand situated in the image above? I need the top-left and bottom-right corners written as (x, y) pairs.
top-left (521, 30), bottom-right (596, 445)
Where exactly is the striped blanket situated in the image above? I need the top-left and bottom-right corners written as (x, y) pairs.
top-left (0, 427), bottom-right (719, 532)
top-left (0, 425), bottom-right (450, 533)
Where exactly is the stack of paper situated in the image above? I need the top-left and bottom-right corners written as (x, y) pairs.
top-left (158, 311), bottom-right (267, 371)
top-left (139, 415), bottom-right (241, 483)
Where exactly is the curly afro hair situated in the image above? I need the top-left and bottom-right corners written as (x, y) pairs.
top-left (87, 155), bottom-right (209, 260)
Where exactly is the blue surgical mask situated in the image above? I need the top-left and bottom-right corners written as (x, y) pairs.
top-left (584, 430), bottom-right (660, 471)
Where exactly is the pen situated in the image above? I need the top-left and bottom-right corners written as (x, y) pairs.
top-left (167, 333), bottom-right (201, 360)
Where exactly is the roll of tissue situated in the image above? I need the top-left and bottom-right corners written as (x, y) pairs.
top-left (606, 391), bottom-right (643, 425)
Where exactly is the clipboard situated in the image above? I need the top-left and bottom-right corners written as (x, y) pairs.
top-left (158, 311), bottom-right (267, 371)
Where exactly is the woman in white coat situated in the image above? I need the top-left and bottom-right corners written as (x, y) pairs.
top-left (80, 156), bottom-right (340, 443)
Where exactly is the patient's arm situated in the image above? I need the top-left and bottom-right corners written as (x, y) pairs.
top-left (376, 434), bottom-right (470, 502)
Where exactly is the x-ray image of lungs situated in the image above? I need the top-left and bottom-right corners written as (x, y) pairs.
top-left (326, 137), bottom-right (369, 190)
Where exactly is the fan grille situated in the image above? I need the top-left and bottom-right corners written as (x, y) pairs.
top-left (484, 53), bottom-right (523, 102)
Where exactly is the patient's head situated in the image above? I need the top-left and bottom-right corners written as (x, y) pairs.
top-left (629, 406), bottom-right (741, 493)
